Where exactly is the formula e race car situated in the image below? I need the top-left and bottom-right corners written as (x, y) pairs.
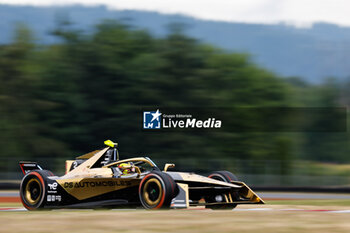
top-left (19, 140), bottom-right (264, 210)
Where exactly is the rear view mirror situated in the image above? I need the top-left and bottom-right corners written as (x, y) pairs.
top-left (163, 163), bottom-right (175, 172)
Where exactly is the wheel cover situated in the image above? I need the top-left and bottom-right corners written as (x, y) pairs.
top-left (25, 178), bottom-right (42, 205)
top-left (209, 174), bottom-right (226, 182)
top-left (142, 178), bottom-right (163, 206)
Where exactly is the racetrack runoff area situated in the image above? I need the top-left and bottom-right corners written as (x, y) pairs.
top-left (2, 191), bottom-right (350, 233)
top-left (1, 205), bottom-right (350, 233)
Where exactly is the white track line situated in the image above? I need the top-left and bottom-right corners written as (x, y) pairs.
top-left (0, 208), bottom-right (26, 211)
top-left (1, 207), bottom-right (350, 213)
top-left (234, 208), bottom-right (273, 211)
top-left (330, 210), bottom-right (350, 213)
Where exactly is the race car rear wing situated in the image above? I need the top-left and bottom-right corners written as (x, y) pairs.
top-left (19, 161), bottom-right (43, 175)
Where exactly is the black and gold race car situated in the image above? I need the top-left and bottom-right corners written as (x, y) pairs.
top-left (19, 140), bottom-right (264, 210)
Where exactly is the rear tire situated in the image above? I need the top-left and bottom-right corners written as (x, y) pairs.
top-left (20, 170), bottom-right (53, 210)
top-left (206, 171), bottom-right (238, 210)
top-left (139, 171), bottom-right (178, 209)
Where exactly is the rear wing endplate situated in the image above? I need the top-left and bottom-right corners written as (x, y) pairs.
top-left (19, 161), bottom-right (43, 175)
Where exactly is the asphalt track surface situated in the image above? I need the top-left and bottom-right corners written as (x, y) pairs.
top-left (1, 191), bottom-right (350, 213)
top-left (259, 192), bottom-right (350, 200)
top-left (1, 207), bottom-right (350, 213)
top-left (2, 191), bottom-right (350, 199)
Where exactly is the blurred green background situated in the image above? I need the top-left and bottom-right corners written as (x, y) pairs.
top-left (1, 19), bottom-right (350, 187)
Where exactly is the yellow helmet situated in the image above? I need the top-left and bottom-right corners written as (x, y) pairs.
top-left (118, 163), bottom-right (132, 174)
top-left (119, 163), bottom-right (131, 168)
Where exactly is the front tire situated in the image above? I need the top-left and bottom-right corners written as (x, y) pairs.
top-left (206, 171), bottom-right (239, 210)
top-left (138, 171), bottom-right (178, 209)
top-left (208, 171), bottom-right (238, 183)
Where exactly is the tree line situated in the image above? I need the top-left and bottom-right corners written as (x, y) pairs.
top-left (0, 21), bottom-right (349, 175)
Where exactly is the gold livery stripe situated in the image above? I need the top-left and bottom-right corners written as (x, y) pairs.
top-left (57, 178), bottom-right (140, 200)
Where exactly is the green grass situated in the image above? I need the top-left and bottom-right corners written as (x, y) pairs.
top-left (1, 208), bottom-right (350, 233)
top-left (0, 202), bottom-right (22, 207)
top-left (268, 199), bottom-right (350, 206)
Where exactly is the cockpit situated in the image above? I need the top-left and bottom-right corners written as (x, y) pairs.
top-left (104, 157), bottom-right (160, 178)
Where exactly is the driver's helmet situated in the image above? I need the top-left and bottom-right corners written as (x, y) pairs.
top-left (118, 163), bottom-right (134, 175)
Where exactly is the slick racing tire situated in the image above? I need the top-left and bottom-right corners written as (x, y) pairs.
top-left (208, 171), bottom-right (238, 183)
top-left (20, 170), bottom-right (53, 210)
top-left (206, 171), bottom-right (239, 210)
top-left (139, 171), bottom-right (178, 210)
